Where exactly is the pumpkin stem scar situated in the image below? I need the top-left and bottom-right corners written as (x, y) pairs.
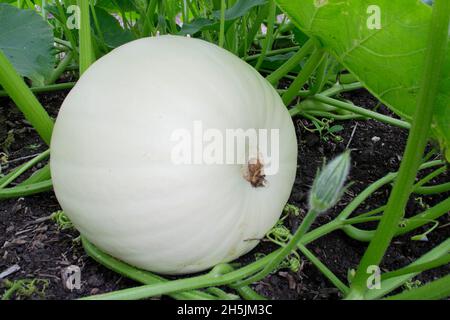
top-left (244, 156), bottom-right (267, 188)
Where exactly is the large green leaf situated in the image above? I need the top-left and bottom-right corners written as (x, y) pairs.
top-left (275, 0), bottom-right (450, 160)
top-left (0, 3), bottom-right (54, 85)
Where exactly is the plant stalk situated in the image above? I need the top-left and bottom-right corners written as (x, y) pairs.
top-left (346, 0), bottom-right (450, 299)
top-left (0, 50), bottom-right (54, 145)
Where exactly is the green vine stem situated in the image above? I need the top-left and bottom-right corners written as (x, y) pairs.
top-left (21, 164), bottom-right (51, 186)
top-left (0, 164), bottom-right (51, 191)
top-left (312, 95), bottom-right (410, 130)
top-left (321, 82), bottom-right (364, 97)
top-left (83, 236), bottom-right (266, 300)
top-left (381, 254), bottom-right (450, 282)
top-left (413, 166), bottom-right (447, 189)
top-left (298, 244), bottom-right (349, 294)
top-left (0, 50), bottom-right (54, 145)
top-left (384, 274), bottom-right (450, 300)
top-left (205, 287), bottom-right (238, 300)
top-left (218, 0), bottom-right (226, 48)
top-left (282, 49), bottom-right (326, 105)
top-left (414, 182), bottom-right (450, 195)
top-left (0, 82), bottom-right (75, 98)
top-left (366, 238), bottom-right (450, 300)
top-left (255, 0), bottom-right (276, 70)
top-left (335, 159), bottom-right (443, 223)
top-left (343, 196), bottom-right (450, 242)
top-left (78, 0), bottom-right (95, 75)
top-left (235, 286), bottom-right (267, 300)
top-left (244, 46), bottom-right (300, 62)
top-left (301, 111), bottom-right (364, 121)
top-left (46, 51), bottom-right (74, 85)
top-left (54, 38), bottom-right (73, 50)
top-left (239, 4), bottom-right (269, 57)
top-left (236, 208), bottom-right (319, 287)
top-left (142, 0), bottom-right (157, 36)
top-left (80, 216), bottom-right (345, 300)
top-left (80, 253), bottom-right (272, 300)
top-left (346, 0), bottom-right (450, 299)
top-left (343, 161), bottom-right (449, 241)
top-left (0, 180), bottom-right (53, 200)
top-left (89, 1), bottom-right (109, 53)
top-left (309, 53), bottom-right (329, 95)
top-left (0, 150), bottom-right (50, 189)
top-left (81, 237), bottom-right (218, 300)
top-left (266, 39), bottom-right (314, 85)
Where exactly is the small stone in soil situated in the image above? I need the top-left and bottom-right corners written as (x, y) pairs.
top-left (87, 274), bottom-right (104, 287)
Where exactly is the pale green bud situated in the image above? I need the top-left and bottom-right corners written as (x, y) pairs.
top-left (309, 151), bottom-right (351, 214)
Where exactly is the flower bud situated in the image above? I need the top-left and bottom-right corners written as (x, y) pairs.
top-left (309, 151), bottom-right (351, 214)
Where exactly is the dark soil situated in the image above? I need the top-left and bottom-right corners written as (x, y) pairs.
top-left (0, 88), bottom-right (448, 300)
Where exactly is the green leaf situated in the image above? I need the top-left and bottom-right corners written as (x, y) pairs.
top-left (255, 52), bottom-right (294, 70)
top-left (180, 18), bottom-right (219, 35)
top-left (329, 125), bottom-right (344, 133)
top-left (0, 3), bottom-right (54, 86)
top-left (275, 0), bottom-right (450, 161)
top-left (95, 0), bottom-right (139, 12)
top-left (212, 0), bottom-right (267, 20)
top-left (93, 7), bottom-right (135, 48)
top-left (180, 0), bottom-right (267, 35)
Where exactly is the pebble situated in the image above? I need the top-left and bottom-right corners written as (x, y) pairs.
top-left (87, 274), bottom-right (104, 287)
top-left (0, 264), bottom-right (20, 280)
top-left (90, 288), bottom-right (100, 295)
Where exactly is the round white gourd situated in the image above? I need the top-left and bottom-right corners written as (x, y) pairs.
top-left (50, 35), bottom-right (297, 275)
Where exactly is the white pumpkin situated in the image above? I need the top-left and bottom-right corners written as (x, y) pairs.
top-left (50, 35), bottom-right (297, 275)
